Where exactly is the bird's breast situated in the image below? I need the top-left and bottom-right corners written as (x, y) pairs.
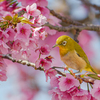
top-left (61, 50), bottom-right (87, 71)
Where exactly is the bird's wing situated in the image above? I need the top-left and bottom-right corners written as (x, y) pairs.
top-left (74, 41), bottom-right (97, 74)
top-left (74, 42), bottom-right (90, 65)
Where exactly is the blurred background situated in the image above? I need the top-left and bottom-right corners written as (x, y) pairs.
top-left (0, 0), bottom-right (100, 100)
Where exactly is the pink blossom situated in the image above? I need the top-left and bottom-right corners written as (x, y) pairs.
top-left (0, 70), bottom-right (7, 81)
top-left (32, 27), bottom-right (47, 40)
top-left (39, 44), bottom-right (50, 55)
top-left (0, 29), bottom-right (9, 43)
top-left (48, 88), bottom-right (62, 100)
top-left (61, 91), bottom-right (72, 100)
top-left (90, 80), bottom-right (100, 100)
top-left (5, 27), bottom-right (16, 41)
top-left (0, 10), bottom-right (7, 20)
top-left (58, 73), bottom-right (80, 91)
top-left (28, 49), bottom-right (39, 63)
top-left (35, 58), bottom-right (51, 70)
top-left (38, 15), bottom-right (47, 25)
top-left (67, 86), bottom-right (79, 96)
top-left (0, 40), bottom-right (9, 54)
top-left (34, 15), bottom-right (47, 26)
top-left (0, 61), bottom-right (7, 71)
top-left (20, 50), bottom-right (30, 60)
top-left (32, 27), bottom-right (40, 41)
top-left (14, 23), bottom-right (31, 43)
top-left (50, 76), bottom-right (60, 87)
top-left (88, 93), bottom-right (97, 100)
top-left (45, 68), bottom-right (57, 82)
top-left (37, 6), bottom-right (50, 17)
top-left (17, 0), bottom-right (37, 7)
top-left (39, 27), bottom-right (47, 40)
top-left (47, 15), bottom-right (60, 25)
top-left (45, 26), bottom-right (57, 35)
top-left (27, 39), bottom-right (37, 50)
top-left (0, 0), bottom-right (17, 11)
top-left (72, 89), bottom-right (88, 100)
top-left (12, 40), bottom-right (25, 51)
top-left (36, 0), bottom-right (48, 7)
top-left (26, 3), bottom-right (41, 19)
top-left (39, 31), bottom-right (47, 40)
top-left (0, 29), bottom-right (3, 39)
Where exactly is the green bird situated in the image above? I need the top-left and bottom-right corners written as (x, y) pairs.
top-left (53, 35), bottom-right (96, 74)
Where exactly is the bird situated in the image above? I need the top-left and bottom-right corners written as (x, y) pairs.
top-left (53, 35), bottom-right (96, 74)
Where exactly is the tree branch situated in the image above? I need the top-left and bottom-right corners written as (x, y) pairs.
top-left (52, 68), bottom-right (94, 84)
top-left (44, 22), bottom-right (100, 32)
top-left (1, 54), bottom-right (44, 71)
top-left (49, 8), bottom-right (82, 26)
top-left (1, 54), bottom-right (95, 84)
top-left (81, 0), bottom-right (100, 11)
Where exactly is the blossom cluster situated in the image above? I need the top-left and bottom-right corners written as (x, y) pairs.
top-left (0, 0), bottom-right (59, 82)
top-left (0, 0), bottom-right (100, 100)
top-left (49, 74), bottom-right (98, 100)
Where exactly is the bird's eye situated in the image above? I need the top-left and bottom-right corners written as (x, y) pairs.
top-left (62, 41), bottom-right (67, 46)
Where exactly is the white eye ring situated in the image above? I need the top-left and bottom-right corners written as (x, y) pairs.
top-left (62, 41), bottom-right (67, 46)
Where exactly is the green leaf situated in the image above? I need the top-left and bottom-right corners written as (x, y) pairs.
top-left (18, 17), bottom-right (33, 24)
top-left (88, 74), bottom-right (100, 80)
top-left (3, 15), bottom-right (12, 21)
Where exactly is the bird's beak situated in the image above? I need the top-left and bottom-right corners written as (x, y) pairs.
top-left (52, 44), bottom-right (59, 48)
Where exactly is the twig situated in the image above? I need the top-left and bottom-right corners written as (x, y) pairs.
top-left (1, 54), bottom-right (95, 84)
top-left (81, 0), bottom-right (100, 11)
top-left (51, 66), bottom-right (65, 69)
top-left (75, 75), bottom-right (94, 84)
top-left (49, 9), bottom-right (82, 26)
top-left (74, 29), bottom-right (80, 43)
top-left (54, 69), bottom-right (66, 76)
top-left (52, 67), bottom-right (95, 84)
top-left (44, 23), bottom-right (100, 32)
top-left (1, 54), bottom-right (44, 71)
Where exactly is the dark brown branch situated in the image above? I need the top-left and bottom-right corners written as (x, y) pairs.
top-left (76, 75), bottom-right (94, 84)
top-left (44, 23), bottom-right (100, 32)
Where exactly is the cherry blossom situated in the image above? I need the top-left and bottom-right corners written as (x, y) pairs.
top-left (58, 73), bottom-right (80, 91)
top-left (0, 40), bottom-right (9, 54)
top-left (90, 80), bottom-right (100, 100)
top-left (35, 58), bottom-right (51, 70)
top-left (50, 76), bottom-right (60, 87)
top-left (72, 89), bottom-right (88, 100)
top-left (48, 88), bottom-right (62, 100)
top-left (26, 3), bottom-right (41, 19)
top-left (44, 68), bottom-right (57, 82)
top-left (14, 23), bottom-right (31, 43)
top-left (39, 44), bottom-right (50, 55)
top-left (17, 0), bottom-right (37, 7)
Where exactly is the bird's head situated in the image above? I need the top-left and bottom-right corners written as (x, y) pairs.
top-left (53, 35), bottom-right (71, 48)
